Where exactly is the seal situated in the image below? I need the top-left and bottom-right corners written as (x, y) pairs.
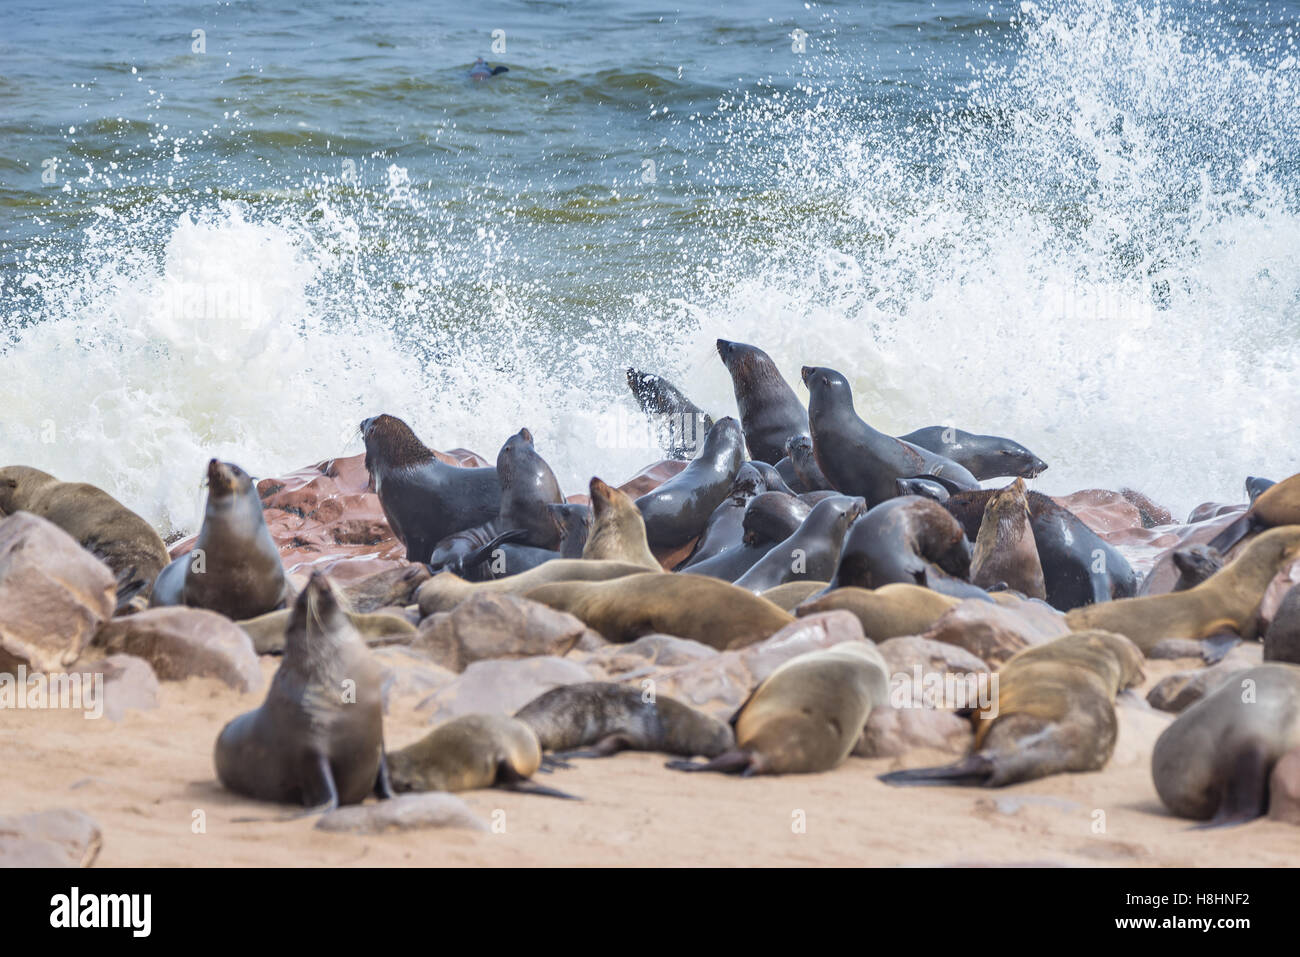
top-left (802, 366), bottom-right (978, 504)
top-left (1152, 663), bottom-right (1300, 826)
top-left (388, 714), bottom-right (577, 799)
top-left (495, 428), bottom-right (565, 550)
top-left (214, 571), bottom-right (389, 812)
top-left (943, 488), bottom-right (1137, 610)
top-left (514, 682), bottom-right (735, 758)
top-left (667, 641), bottom-right (889, 775)
top-left (635, 416), bottom-right (746, 551)
top-left (1246, 476), bottom-right (1276, 504)
top-left (1066, 526), bottom-right (1300, 652)
top-left (969, 478), bottom-right (1047, 599)
top-left (468, 57), bottom-right (508, 79)
top-left (676, 463), bottom-right (765, 568)
top-left (583, 477), bottom-right (660, 570)
top-left (551, 503), bottom-right (592, 558)
top-left (428, 525), bottom-right (523, 578)
top-left (879, 630), bottom-right (1145, 787)
top-left (416, 559), bottom-right (651, 616)
top-left (823, 496), bottom-right (971, 594)
top-left (678, 491), bottom-right (809, 581)
top-left (716, 339), bottom-right (808, 464)
top-left (238, 606), bottom-right (416, 655)
top-left (895, 476), bottom-right (951, 503)
top-left (749, 461), bottom-right (798, 496)
top-left (1209, 472), bottom-right (1300, 553)
top-left (795, 584), bottom-right (959, 640)
top-left (785, 435), bottom-right (832, 492)
top-left (150, 459), bottom-right (290, 621)
top-left (733, 494), bottom-right (867, 592)
top-left (523, 571), bottom-right (793, 649)
top-left (0, 465), bottom-right (169, 612)
top-left (1264, 585), bottom-right (1300, 664)
top-left (625, 368), bottom-right (714, 459)
top-left (760, 580), bottom-right (830, 611)
top-left (1170, 544), bottom-right (1224, 592)
top-left (359, 413), bottom-right (501, 563)
top-left (897, 426), bottom-right (1048, 481)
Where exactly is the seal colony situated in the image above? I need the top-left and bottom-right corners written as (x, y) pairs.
top-left (4, 335), bottom-right (1300, 840)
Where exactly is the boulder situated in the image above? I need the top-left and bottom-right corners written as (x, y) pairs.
top-left (413, 594), bottom-right (598, 672)
top-left (0, 809), bottom-right (102, 867)
top-left (96, 607), bottom-right (262, 692)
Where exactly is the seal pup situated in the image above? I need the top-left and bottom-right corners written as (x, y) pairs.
top-left (667, 641), bottom-right (889, 775)
top-left (416, 559), bottom-right (651, 615)
top-left (150, 460), bottom-right (290, 621)
top-left (1208, 472), bottom-right (1300, 554)
top-left (716, 339), bottom-right (808, 464)
top-left (625, 368), bottom-right (714, 459)
top-left (676, 463), bottom-right (765, 568)
top-left (1065, 526), bottom-right (1300, 653)
top-left (0, 465), bottom-right (169, 611)
top-left (1152, 663), bottom-right (1300, 825)
top-left (796, 584), bottom-right (959, 640)
top-left (551, 503), bottom-right (592, 558)
top-left (879, 630), bottom-right (1144, 787)
top-left (388, 714), bottom-right (577, 799)
top-left (523, 572), bottom-right (793, 649)
top-left (1264, 585), bottom-right (1300, 665)
top-left (822, 496), bottom-right (971, 594)
top-left (1170, 544), bottom-right (1224, 592)
top-left (635, 416), bottom-right (746, 550)
top-left (514, 683), bottom-right (734, 758)
top-left (583, 477), bottom-right (660, 570)
top-left (494, 428), bottom-right (565, 550)
top-left (897, 426), bottom-right (1048, 481)
top-left (969, 478), bottom-right (1047, 600)
top-left (214, 571), bottom-right (389, 812)
top-left (785, 435), bottom-right (832, 491)
top-left (802, 366), bottom-right (978, 504)
top-left (733, 495), bottom-right (867, 592)
top-left (360, 413), bottom-right (501, 563)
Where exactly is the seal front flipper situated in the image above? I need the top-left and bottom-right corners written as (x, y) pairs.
top-left (231, 755), bottom-right (340, 823)
top-left (665, 750), bottom-right (758, 775)
top-left (877, 754), bottom-right (995, 787)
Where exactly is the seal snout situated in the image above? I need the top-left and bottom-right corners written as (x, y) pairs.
top-left (206, 459), bottom-right (237, 496)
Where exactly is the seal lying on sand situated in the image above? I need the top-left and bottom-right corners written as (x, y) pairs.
top-left (214, 572), bottom-right (389, 812)
top-left (667, 641), bottom-right (889, 775)
top-left (879, 630), bottom-right (1144, 787)
top-left (151, 459), bottom-right (290, 620)
top-left (0, 465), bottom-right (169, 612)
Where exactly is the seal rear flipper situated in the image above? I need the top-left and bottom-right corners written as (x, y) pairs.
top-left (553, 734), bottom-right (636, 761)
top-left (1200, 631), bottom-right (1242, 665)
top-left (1192, 743), bottom-right (1271, 829)
top-left (495, 761), bottom-right (581, 800)
top-left (1207, 514), bottom-right (1254, 554)
top-left (665, 749), bottom-right (756, 775)
top-left (877, 754), bottom-right (994, 787)
top-left (455, 527), bottom-right (530, 574)
top-left (539, 754), bottom-right (575, 771)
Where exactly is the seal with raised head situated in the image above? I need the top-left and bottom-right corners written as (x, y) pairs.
top-left (879, 630), bottom-right (1145, 787)
top-left (716, 339), bottom-right (808, 464)
top-left (802, 366), bottom-right (978, 504)
top-left (823, 495), bottom-right (972, 595)
top-left (360, 413), bottom-right (501, 563)
top-left (388, 714), bottom-right (576, 799)
top-left (1066, 526), bottom-right (1300, 653)
top-left (635, 416), bottom-right (746, 551)
top-left (1152, 663), bottom-right (1300, 826)
top-left (150, 460), bottom-right (290, 621)
top-left (583, 477), bottom-right (660, 570)
top-left (514, 682), bottom-right (734, 758)
top-left (969, 478), bottom-right (1046, 599)
top-left (0, 465), bottom-right (169, 612)
top-left (524, 571), bottom-right (793, 649)
top-left (1208, 471), bottom-right (1300, 554)
top-left (416, 559), bottom-right (652, 615)
top-left (495, 427), bottom-right (565, 549)
top-left (667, 641), bottom-right (890, 775)
top-left (785, 434), bottom-right (832, 492)
top-left (733, 494), bottom-right (867, 592)
top-left (897, 426), bottom-right (1048, 481)
top-left (625, 368), bottom-right (714, 459)
top-left (214, 571), bottom-right (389, 811)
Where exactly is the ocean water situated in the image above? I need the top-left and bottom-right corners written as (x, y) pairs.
top-left (1, 0), bottom-right (1297, 536)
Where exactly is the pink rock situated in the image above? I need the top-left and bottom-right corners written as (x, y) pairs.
top-left (616, 459), bottom-right (688, 499)
top-left (413, 593), bottom-right (600, 672)
top-left (96, 607), bottom-right (262, 692)
top-left (920, 600), bottom-right (1059, 667)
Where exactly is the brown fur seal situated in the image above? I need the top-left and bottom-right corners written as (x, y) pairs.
top-left (514, 682), bottom-right (734, 758)
top-left (625, 368), bottom-right (714, 460)
top-left (1152, 663), bottom-right (1300, 825)
top-left (388, 714), bottom-right (577, 799)
top-left (1170, 544), bottom-right (1225, 592)
top-left (0, 465), bottom-right (170, 612)
top-left (795, 584), bottom-right (959, 639)
top-left (416, 559), bottom-right (651, 616)
top-left (238, 606), bottom-right (416, 655)
top-left (668, 641), bottom-right (889, 775)
top-left (761, 580), bottom-right (830, 611)
top-left (970, 478), bottom-right (1046, 599)
top-left (360, 413), bottom-right (501, 563)
top-left (1066, 526), bottom-right (1300, 652)
top-left (150, 460), bottom-right (290, 620)
top-left (897, 426), bottom-right (1048, 481)
top-left (716, 339), bottom-right (808, 464)
top-left (635, 416), bottom-right (746, 550)
top-left (1209, 472), bottom-right (1300, 553)
top-left (824, 495), bottom-right (972, 594)
top-left (214, 571), bottom-right (389, 811)
top-left (733, 494), bottom-right (867, 592)
top-left (523, 572), bottom-right (793, 649)
top-left (551, 503), bottom-right (592, 558)
top-left (495, 428), bottom-right (565, 549)
top-left (1264, 585), bottom-right (1300, 664)
top-left (583, 477), bottom-right (660, 570)
top-left (880, 630), bottom-right (1145, 787)
top-left (785, 434), bottom-right (832, 491)
top-left (802, 365), bottom-right (979, 504)
top-left (676, 463), bottom-right (766, 568)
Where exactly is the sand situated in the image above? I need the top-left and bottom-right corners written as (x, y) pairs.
top-left (5, 654), bottom-right (1300, 868)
